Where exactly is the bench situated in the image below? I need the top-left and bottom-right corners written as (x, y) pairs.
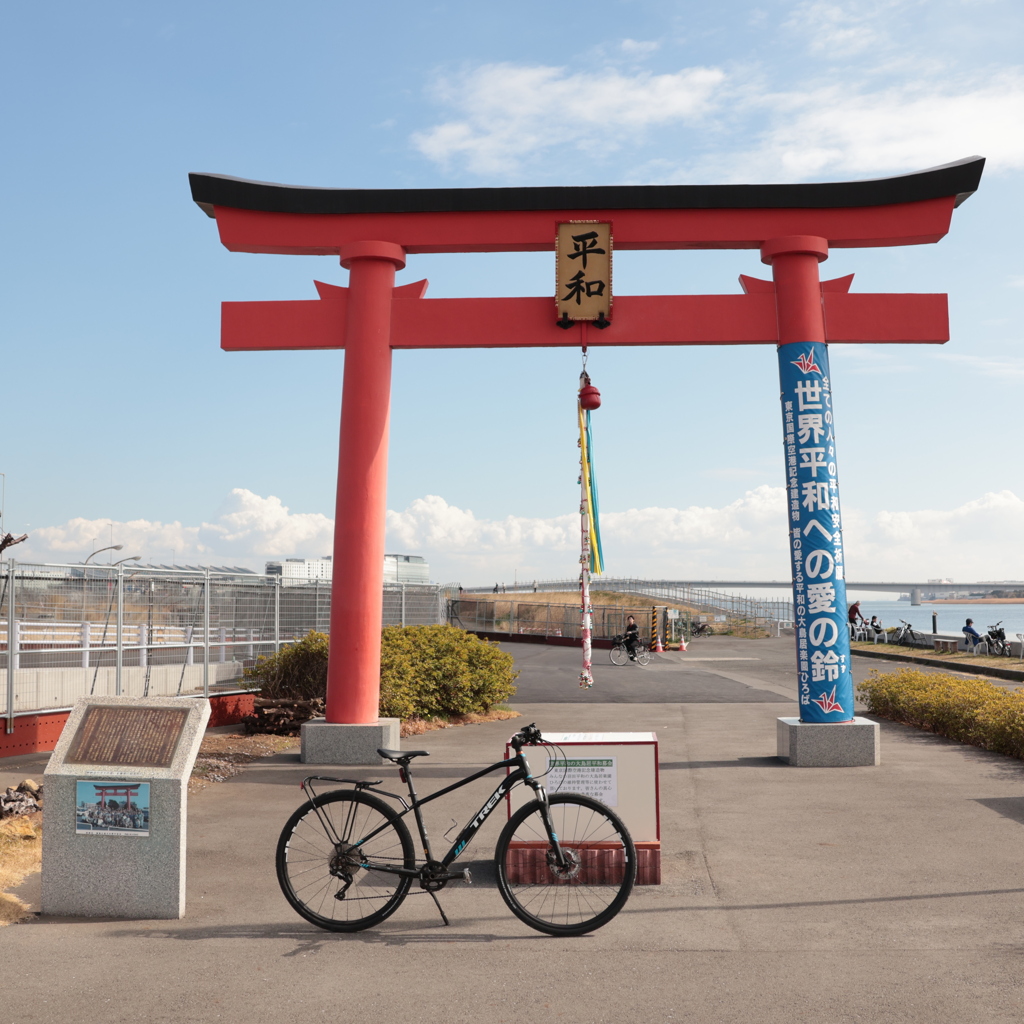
top-left (933, 639), bottom-right (959, 654)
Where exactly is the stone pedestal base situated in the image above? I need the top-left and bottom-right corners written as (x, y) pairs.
top-left (777, 717), bottom-right (880, 767)
top-left (300, 718), bottom-right (400, 764)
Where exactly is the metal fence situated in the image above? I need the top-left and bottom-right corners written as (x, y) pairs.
top-left (460, 577), bottom-right (793, 633)
top-left (0, 561), bottom-right (445, 726)
top-left (449, 597), bottom-right (664, 643)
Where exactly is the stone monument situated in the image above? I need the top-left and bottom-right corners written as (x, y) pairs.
top-left (42, 695), bottom-right (209, 919)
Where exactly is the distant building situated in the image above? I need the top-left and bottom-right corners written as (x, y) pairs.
top-left (265, 557), bottom-right (333, 584)
top-left (384, 554), bottom-right (430, 584)
top-left (264, 553), bottom-right (430, 585)
top-left (135, 564), bottom-right (258, 575)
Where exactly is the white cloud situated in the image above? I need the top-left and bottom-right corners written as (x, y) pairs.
top-left (28, 517), bottom-right (201, 566)
top-left (412, 63), bottom-right (726, 176)
top-left (621, 39), bottom-right (661, 56)
top-left (17, 487), bottom-right (1024, 586)
top-left (202, 490), bottom-right (333, 557)
top-left (413, 55), bottom-right (1024, 182)
top-left (21, 489), bottom-right (334, 568)
top-left (737, 72), bottom-right (1024, 178)
top-left (784, 0), bottom-right (910, 56)
top-left (932, 351), bottom-right (1024, 378)
top-left (389, 489), bottom-right (1024, 584)
top-left (844, 491), bottom-right (1024, 581)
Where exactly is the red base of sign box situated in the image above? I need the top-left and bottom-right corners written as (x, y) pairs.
top-left (504, 840), bottom-right (660, 885)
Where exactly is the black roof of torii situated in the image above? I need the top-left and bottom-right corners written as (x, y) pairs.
top-left (190, 156), bottom-right (985, 219)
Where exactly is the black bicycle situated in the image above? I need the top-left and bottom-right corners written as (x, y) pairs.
top-left (609, 634), bottom-right (651, 666)
top-left (986, 621), bottom-right (1010, 656)
top-left (688, 621), bottom-right (714, 638)
top-left (276, 724), bottom-right (636, 936)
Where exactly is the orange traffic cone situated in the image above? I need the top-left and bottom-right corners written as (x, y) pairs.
top-left (653, 634), bottom-right (664, 653)
top-left (678, 638), bottom-right (688, 652)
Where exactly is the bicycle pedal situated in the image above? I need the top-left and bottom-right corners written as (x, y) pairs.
top-left (457, 868), bottom-right (472, 885)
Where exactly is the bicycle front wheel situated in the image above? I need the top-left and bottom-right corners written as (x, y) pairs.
top-left (635, 646), bottom-right (651, 666)
top-left (276, 790), bottom-right (415, 932)
top-left (609, 644), bottom-right (628, 666)
top-left (494, 793), bottom-right (636, 936)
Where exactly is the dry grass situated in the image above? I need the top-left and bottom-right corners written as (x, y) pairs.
top-left (850, 641), bottom-right (1024, 674)
top-left (0, 812), bottom-right (42, 926)
top-left (400, 707), bottom-right (520, 737)
top-left (474, 590), bottom-right (701, 613)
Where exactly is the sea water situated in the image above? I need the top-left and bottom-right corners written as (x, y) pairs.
top-left (849, 600), bottom-right (1024, 639)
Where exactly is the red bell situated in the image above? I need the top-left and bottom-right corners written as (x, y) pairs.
top-left (579, 384), bottom-right (602, 410)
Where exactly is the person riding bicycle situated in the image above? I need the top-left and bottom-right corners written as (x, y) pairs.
top-left (624, 615), bottom-right (640, 661)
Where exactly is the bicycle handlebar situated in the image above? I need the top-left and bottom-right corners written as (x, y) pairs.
top-left (510, 723), bottom-right (543, 751)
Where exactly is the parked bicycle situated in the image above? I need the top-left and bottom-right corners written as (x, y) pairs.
top-left (891, 619), bottom-right (922, 646)
top-left (984, 621), bottom-right (1010, 656)
top-left (609, 634), bottom-right (651, 666)
top-left (276, 724), bottom-right (636, 936)
top-left (688, 621), bottom-right (715, 639)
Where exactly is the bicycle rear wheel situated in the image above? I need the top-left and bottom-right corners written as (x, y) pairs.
top-left (494, 793), bottom-right (636, 936)
top-left (609, 644), bottom-right (628, 666)
top-left (277, 790), bottom-right (414, 932)
top-left (635, 645), bottom-right (651, 666)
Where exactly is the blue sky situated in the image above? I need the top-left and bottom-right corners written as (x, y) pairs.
top-left (3, 0), bottom-right (1023, 584)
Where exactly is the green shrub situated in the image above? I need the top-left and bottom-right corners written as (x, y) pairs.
top-left (243, 630), bottom-right (328, 700)
top-left (243, 626), bottom-right (518, 720)
top-left (381, 625), bottom-right (518, 718)
top-left (857, 669), bottom-right (1024, 758)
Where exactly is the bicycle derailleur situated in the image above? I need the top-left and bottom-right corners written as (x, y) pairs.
top-left (329, 842), bottom-right (362, 900)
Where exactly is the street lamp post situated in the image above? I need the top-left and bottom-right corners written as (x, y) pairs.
top-left (81, 545), bottom-right (123, 662)
top-left (84, 544), bottom-right (122, 565)
top-left (112, 556), bottom-right (141, 697)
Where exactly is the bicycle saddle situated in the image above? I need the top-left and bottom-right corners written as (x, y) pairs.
top-left (377, 748), bottom-right (430, 762)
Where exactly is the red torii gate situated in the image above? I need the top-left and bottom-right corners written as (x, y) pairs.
top-left (190, 157), bottom-right (984, 761)
top-left (91, 784), bottom-right (141, 810)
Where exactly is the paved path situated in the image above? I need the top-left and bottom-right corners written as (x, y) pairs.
top-left (499, 637), bottom-right (792, 703)
top-left (4, 638), bottom-right (1024, 1022)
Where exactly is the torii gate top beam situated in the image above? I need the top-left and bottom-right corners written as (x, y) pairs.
top-left (190, 157), bottom-right (984, 256)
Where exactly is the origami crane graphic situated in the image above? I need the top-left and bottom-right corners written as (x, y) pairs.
top-left (811, 686), bottom-right (845, 714)
top-left (791, 352), bottom-right (822, 374)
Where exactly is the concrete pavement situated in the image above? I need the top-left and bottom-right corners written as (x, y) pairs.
top-left (4, 637), bottom-right (1024, 1023)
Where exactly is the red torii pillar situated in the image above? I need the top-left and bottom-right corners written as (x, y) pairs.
top-left (190, 157), bottom-right (984, 764)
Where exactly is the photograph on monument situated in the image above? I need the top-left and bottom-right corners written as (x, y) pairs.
top-left (75, 781), bottom-right (151, 836)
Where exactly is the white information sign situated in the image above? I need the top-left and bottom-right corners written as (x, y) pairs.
top-left (546, 756), bottom-right (617, 805)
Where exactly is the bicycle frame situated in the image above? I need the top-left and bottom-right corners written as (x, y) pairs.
top-left (300, 745), bottom-right (561, 881)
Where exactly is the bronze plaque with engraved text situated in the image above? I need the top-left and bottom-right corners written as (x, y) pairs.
top-left (65, 706), bottom-right (189, 768)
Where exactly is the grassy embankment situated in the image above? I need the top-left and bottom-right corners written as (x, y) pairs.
top-left (850, 639), bottom-right (1022, 674)
top-left (468, 590), bottom-right (771, 638)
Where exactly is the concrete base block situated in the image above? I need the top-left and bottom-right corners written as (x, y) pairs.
top-left (777, 716), bottom-right (880, 767)
top-left (300, 718), bottom-right (400, 764)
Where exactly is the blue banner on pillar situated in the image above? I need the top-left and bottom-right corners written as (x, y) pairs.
top-left (778, 342), bottom-right (853, 722)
